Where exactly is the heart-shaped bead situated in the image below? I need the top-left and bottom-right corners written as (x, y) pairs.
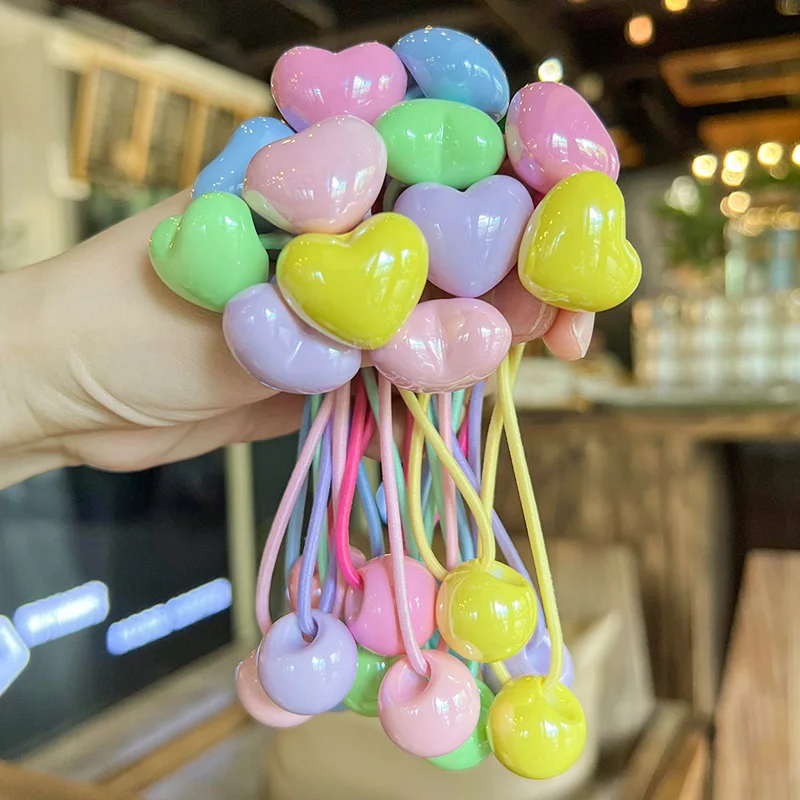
top-left (505, 82), bottom-right (619, 194)
top-left (150, 192), bottom-right (268, 313)
top-left (370, 299), bottom-right (511, 393)
top-left (243, 116), bottom-right (387, 235)
top-left (394, 176), bottom-right (533, 298)
top-left (518, 171), bottom-right (641, 313)
top-left (481, 272), bottom-right (557, 345)
top-left (193, 116), bottom-right (293, 199)
top-left (276, 213), bottom-right (428, 350)
top-left (374, 99), bottom-right (504, 189)
top-left (271, 43), bottom-right (407, 131)
top-left (393, 28), bottom-right (509, 120)
top-left (223, 283), bottom-right (361, 395)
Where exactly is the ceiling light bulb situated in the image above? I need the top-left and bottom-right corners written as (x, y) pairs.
top-left (792, 144), bottom-right (800, 166)
top-left (538, 57), bottom-right (564, 83)
top-left (757, 142), bottom-right (784, 167)
top-left (723, 150), bottom-right (750, 173)
top-left (663, 0), bottom-right (689, 10)
top-left (691, 154), bottom-right (718, 180)
top-left (626, 15), bottom-right (654, 46)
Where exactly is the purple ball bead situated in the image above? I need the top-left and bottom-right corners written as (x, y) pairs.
top-left (484, 631), bottom-right (574, 693)
top-left (257, 610), bottom-right (358, 715)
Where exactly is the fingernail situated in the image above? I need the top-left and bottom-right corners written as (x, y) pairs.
top-left (570, 313), bottom-right (595, 358)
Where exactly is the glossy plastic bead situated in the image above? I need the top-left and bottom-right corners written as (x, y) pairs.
top-left (223, 283), bottom-right (362, 395)
top-left (518, 171), bottom-right (641, 313)
top-left (257, 611), bottom-right (357, 715)
top-left (235, 651), bottom-right (311, 729)
top-left (243, 115), bottom-right (387, 235)
top-left (370, 298), bottom-right (512, 393)
top-left (271, 43), bottom-right (407, 131)
top-left (487, 675), bottom-right (587, 780)
top-left (150, 192), bottom-right (268, 313)
top-left (378, 650), bottom-right (480, 758)
top-left (428, 678), bottom-right (494, 771)
top-left (392, 28), bottom-right (509, 120)
top-left (436, 560), bottom-right (538, 663)
top-left (286, 547), bottom-right (366, 619)
top-left (481, 271), bottom-right (557, 346)
top-left (276, 213), bottom-right (428, 350)
top-left (343, 647), bottom-right (396, 717)
top-left (344, 555), bottom-right (437, 657)
top-left (374, 99), bottom-right (505, 189)
top-left (484, 632), bottom-right (575, 693)
top-left (505, 82), bottom-right (619, 195)
top-left (393, 176), bottom-right (533, 298)
top-left (193, 117), bottom-right (293, 198)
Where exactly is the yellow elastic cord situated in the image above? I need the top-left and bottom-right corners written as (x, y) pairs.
top-left (490, 661), bottom-right (513, 685)
top-left (400, 390), bottom-right (496, 567)
top-left (407, 394), bottom-right (447, 580)
top-left (497, 346), bottom-right (563, 690)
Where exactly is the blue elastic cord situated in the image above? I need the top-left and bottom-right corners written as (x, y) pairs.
top-left (357, 463), bottom-right (385, 557)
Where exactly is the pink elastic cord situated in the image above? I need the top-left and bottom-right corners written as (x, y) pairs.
top-left (458, 417), bottom-right (469, 454)
top-left (439, 393), bottom-right (460, 571)
top-left (379, 374), bottom-right (429, 676)
top-left (331, 385), bottom-right (351, 513)
top-left (254, 391), bottom-right (335, 633)
top-left (335, 380), bottom-right (369, 589)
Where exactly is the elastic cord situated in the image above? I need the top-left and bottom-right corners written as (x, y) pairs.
top-left (357, 463), bottom-right (385, 557)
top-left (498, 346), bottom-right (563, 689)
top-left (400, 390), bottom-right (496, 567)
top-left (310, 394), bottom-right (328, 578)
top-left (439, 394), bottom-right (458, 569)
top-left (379, 374), bottom-right (429, 676)
top-left (467, 383), bottom-right (485, 546)
top-left (284, 397), bottom-right (313, 582)
top-left (296, 424), bottom-right (333, 638)
top-left (254, 392), bottom-right (335, 633)
top-left (334, 380), bottom-right (370, 589)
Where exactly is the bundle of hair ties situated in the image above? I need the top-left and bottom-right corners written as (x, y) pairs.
top-left (149, 26), bottom-right (642, 780)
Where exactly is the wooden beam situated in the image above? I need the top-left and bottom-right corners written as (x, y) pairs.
top-left (248, 7), bottom-right (492, 69)
top-left (0, 761), bottom-right (137, 800)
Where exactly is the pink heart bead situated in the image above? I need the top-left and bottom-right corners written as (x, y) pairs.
top-left (243, 116), bottom-right (387, 234)
top-left (236, 651), bottom-right (311, 728)
top-left (370, 298), bottom-right (512, 393)
top-left (505, 82), bottom-right (619, 195)
top-left (271, 44), bottom-right (408, 132)
top-left (344, 555), bottom-right (437, 657)
top-left (481, 272), bottom-right (558, 345)
top-left (378, 650), bottom-right (480, 758)
top-left (287, 547), bottom-right (366, 619)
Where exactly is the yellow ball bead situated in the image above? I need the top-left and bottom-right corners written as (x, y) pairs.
top-left (436, 560), bottom-right (537, 663)
top-left (487, 675), bottom-right (586, 780)
top-left (517, 171), bottom-right (641, 313)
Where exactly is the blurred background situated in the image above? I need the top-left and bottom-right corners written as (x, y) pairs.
top-left (0, 0), bottom-right (799, 798)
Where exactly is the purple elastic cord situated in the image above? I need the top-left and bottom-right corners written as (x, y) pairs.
top-left (467, 382), bottom-right (485, 546)
top-left (284, 397), bottom-right (313, 582)
top-left (297, 422), bottom-right (333, 638)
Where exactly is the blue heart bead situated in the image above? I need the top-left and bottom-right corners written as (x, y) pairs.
top-left (393, 28), bottom-right (509, 121)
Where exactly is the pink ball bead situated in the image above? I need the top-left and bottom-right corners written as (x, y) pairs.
top-left (287, 547), bottom-right (366, 618)
top-left (236, 651), bottom-right (311, 729)
top-left (344, 555), bottom-right (437, 656)
top-left (378, 650), bottom-right (480, 758)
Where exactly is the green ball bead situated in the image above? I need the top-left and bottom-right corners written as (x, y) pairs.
top-left (428, 680), bottom-right (494, 771)
top-left (343, 647), bottom-right (395, 717)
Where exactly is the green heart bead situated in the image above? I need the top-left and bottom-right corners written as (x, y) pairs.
top-left (374, 99), bottom-right (505, 189)
top-left (149, 192), bottom-right (269, 313)
top-left (343, 647), bottom-right (396, 717)
top-left (428, 679), bottom-right (494, 771)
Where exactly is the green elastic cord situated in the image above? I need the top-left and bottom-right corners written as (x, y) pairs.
top-left (309, 394), bottom-right (328, 579)
top-left (258, 233), bottom-right (294, 251)
top-left (361, 369), bottom-right (419, 560)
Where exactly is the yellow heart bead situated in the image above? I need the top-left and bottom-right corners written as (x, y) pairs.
top-left (518, 171), bottom-right (641, 313)
top-left (487, 675), bottom-right (586, 780)
top-left (435, 560), bottom-right (537, 663)
top-left (276, 212), bottom-right (428, 350)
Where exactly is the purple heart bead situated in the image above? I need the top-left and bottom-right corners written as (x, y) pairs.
top-left (394, 176), bottom-right (534, 298)
top-left (223, 283), bottom-right (361, 395)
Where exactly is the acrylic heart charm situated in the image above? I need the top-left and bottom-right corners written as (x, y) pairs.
top-left (518, 171), bottom-right (641, 313)
top-left (223, 283), bottom-right (362, 395)
top-left (193, 116), bottom-right (293, 198)
top-left (481, 272), bottom-right (557, 345)
top-left (370, 298), bottom-right (511, 393)
top-left (394, 176), bottom-right (533, 298)
top-left (393, 27), bottom-right (509, 121)
top-left (149, 192), bottom-right (268, 313)
top-left (505, 82), bottom-right (620, 195)
top-left (243, 116), bottom-right (387, 235)
top-left (271, 43), bottom-right (408, 131)
top-left (276, 213), bottom-right (428, 350)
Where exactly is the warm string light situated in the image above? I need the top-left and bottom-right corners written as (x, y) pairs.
top-left (691, 154), bottom-right (717, 180)
top-left (626, 14), bottom-right (654, 46)
top-left (663, 0), bottom-right (689, 10)
top-left (757, 142), bottom-right (784, 167)
top-left (537, 57), bottom-right (563, 83)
